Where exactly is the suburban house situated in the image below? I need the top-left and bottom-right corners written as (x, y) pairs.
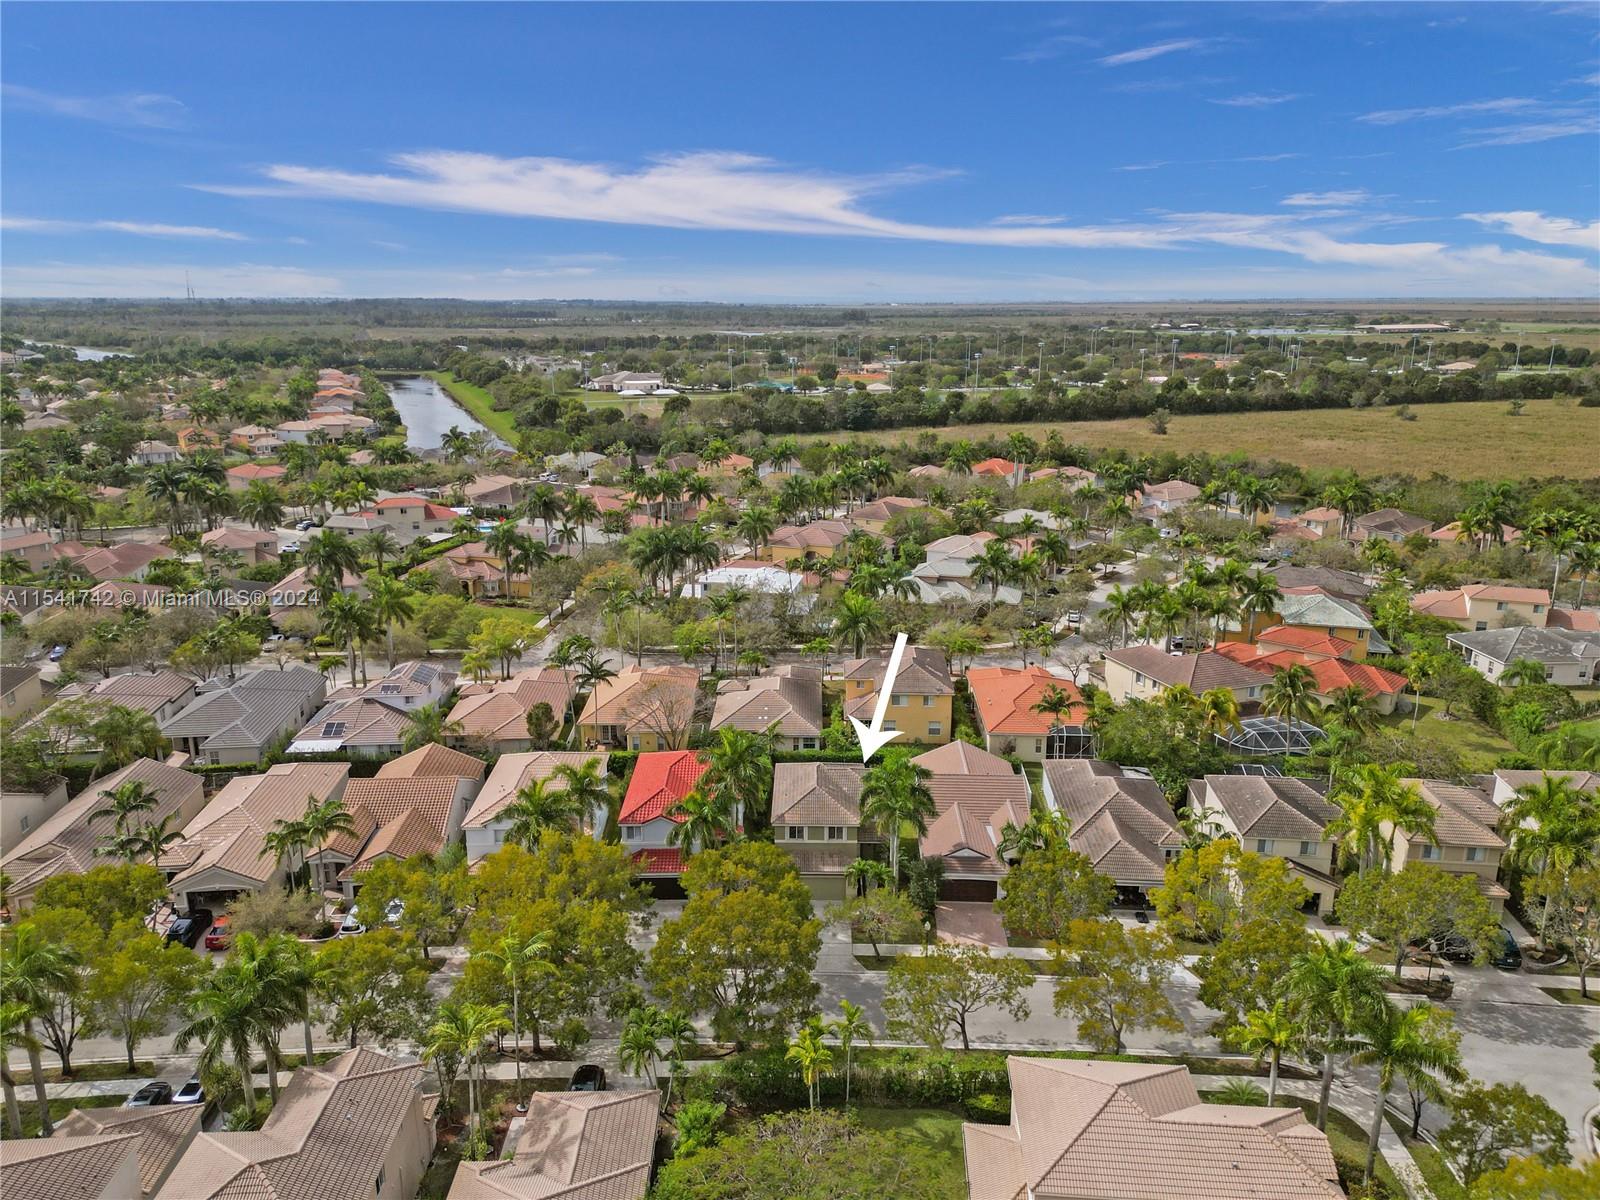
top-left (1352, 508), bottom-right (1434, 542)
top-left (967, 665), bottom-right (1089, 762)
top-left (1449, 626), bottom-right (1600, 685)
top-left (710, 664), bottom-right (824, 750)
top-left (971, 457), bottom-right (1025, 485)
top-left (1042, 760), bottom-right (1182, 905)
top-left (1228, 588), bottom-right (1390, 657)
top-left (911, 532), bottom-right (1023, 605)
top-left (155, 1047), bottom-right (437, 1200)
top-left (847, 495), bottom-right (929, 534)
top-left (683, 559), bottom-right (807, 600)
top-left (1100, 646), bottom-right (1267, 708)
top-left (329, 496), bottom-right (459, 539)
top-left (161, 763), bottom-right (350, 913)
top-left (1268, 565), bottom-right (1374, 603)
top-left (1412, 583), bottom-right (1551, 631)
top-left (1189, 774), bottom-right (1340, 913)
top-left (199, 525), bottom-right (279, 565)
top-left (1213, 634), bottom-right (1411, 714)
top-left (586, 370), bottom-right (666, 392)
top-left (1, 1104), bottom-right (202, 1200)
top-left (0, 528), bottom-right (59, 572)
top-left (1490, 768), bottom-right (1600, 810)
top-left (771, 761), bottom-right (870, 901)
top-left (51, 540), bottom-right (174, 583)
top-left (446, 1088), bottom-right (658, 1200)
top-left (1290, 505), bottom-right (1345, 540)
top-left (36, 670), bottom-right (197, 754)
top-left (962, 1058), bottom-right (1345, 1200)
top-left (463, 750), bottom-right (609, 862)
top-left (546, 449), bottom-right (607, 477)
top-left (911, 740), bottom-right (1030, 901)
top-left (1428, 520), bottom-right (1522, 546)
top-left (127, 439), bottom-right (180, 466)
top-left (762, 519), bottom-right (851, 566)
top-left (576, 664), bottom-right (700, 751)
top-left (446, 667), bottom-right (577, 752)
top-left (2, 757), bottom-right (205, 910)
top-left (618, 749), bottom-right (711, 897)
top-left (309, 763), bottom-right (481, 898)
top-left (1394, 780), bottom-right (1509, 910)
top-left (462, 473), bottom-right (529, 509)
top-left (288, 697), bottom-right (414, 758)
top-left (269, 565), bottom-right (365, 621)
top-left (1134, 478), bottom-right (1202, 520)
top-left (160, 665), bottom-right (327, 765)
top-left (832, 645), bottom-right (955, 747)
top-left (1, 664), bottom-right (44, 720)
top-left (437, 541), bottom-right (530, 599)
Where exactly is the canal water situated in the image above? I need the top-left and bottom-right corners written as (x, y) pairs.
top-left (385, 375), bottom-right (507, 451)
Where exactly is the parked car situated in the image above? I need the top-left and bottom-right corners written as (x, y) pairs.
top-left (281, 541), bottom-right (301, 553)
top-left (383, 898), bottom-right (404, 926)
top-left (1492, 927), bottom-right (1523, 971)
top-left (47, 644), bottom-right (67, 662)
top-left (338, 912), bottom-right (366, 937)
top-left (295, 519), bottom-right (315, 531)
top-left (203, 916), bottom-right (233, 952)
top-left (165, 909), bottom-right (213, 949)
top-left (1133, 910), bottom-right (1150, 924)
top-left (568, 1064), bottom-right (606, 1092)
top-left (1066, 610), bottom-right (1083, 626)
top-left (124, 1081), bottom-right (173, 1107)
top-left (172, 1074), bottom-right (205, 1105)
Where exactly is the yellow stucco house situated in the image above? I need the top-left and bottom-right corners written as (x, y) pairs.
top-left (829, 645), bottom-right (954, 745)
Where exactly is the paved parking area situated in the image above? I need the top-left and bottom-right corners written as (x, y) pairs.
top-left (935, 902), bottom-right (1007, 947)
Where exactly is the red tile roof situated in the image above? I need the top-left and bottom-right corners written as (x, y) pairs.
top-left (1215, 644), bottom-right (1408, 697)
top-left (632, 847), bottom-right (685, 874)
top-left (619, 750), bottom-right (708, 824)
top-left (971, 457), bottom-right (1019, 477)
top-left (1255, 625), bottom-right (1357, 660)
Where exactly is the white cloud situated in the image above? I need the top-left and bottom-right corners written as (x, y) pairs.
top-left (2, 83), bottom-right (187, 129)
top-left (1115, 152), bottom-right (1301, 172)
top-left (991, 214), bottom-right (1068, 226)
top-left (1357, 97), bottom-right (1538, 125)
top-left (1210, 92), bottom-right (1302, 107)
top-left (1, 262), bottom-right (340, 298)
top-left (1455, 115), bottom-right (1600, 147)
top-left (1, 215), bottom-right (246, 240)
top-left (1460, 210), bottom-right (1600, 251)
top-left (1281, 190), bottom-right (1373, 208)
top-left (1098, 38), bottom-right (1216, 67)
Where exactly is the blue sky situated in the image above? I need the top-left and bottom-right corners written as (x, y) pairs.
top-left (2, 1), bottom-right (1597, 301)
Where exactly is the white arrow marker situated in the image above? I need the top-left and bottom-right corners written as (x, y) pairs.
top-left (849, 631), bottom-right (909, 763)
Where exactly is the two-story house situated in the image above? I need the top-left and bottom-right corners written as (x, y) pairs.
top-left (831, 646), bottom-right (954, 746)
top-left (617, 749), bottom-right (711, 897)
top-left (1189, 774), bottom-right (1340, 913)
top-left (911, 741), bottom-right (1032, 902)
top-left (771, 762), bottom-right (871, 901)
top-left (1041, 759), bottom-right (1182, 906)
top-left (967, 665), bottom-right (1090, 762)
top-left (463, 750), bottom-right (608, 862)
top-left (1100, 646), bottom-right (1267, 709)
top-left (1413, 584), bottom-right (1551, 631)
top-left (1393, 779), bottom-right (1509, 911)
top-left (709, 665), bottom-right (824, 751)
top-left (761, 519), bottom-right (850, 567)
top-left (577, 664), bottom-right (700, 751)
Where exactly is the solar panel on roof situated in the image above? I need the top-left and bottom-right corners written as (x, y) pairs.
top-left (322, 721), bottom-right (348, 737)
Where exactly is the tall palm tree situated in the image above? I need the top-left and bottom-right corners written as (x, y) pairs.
top-left (475, 932), bottom-right (551, 1113)
top-left (1102, 586), bottom-right (1140, 649)
top-left (502, 777), bottom-right (585, 849)
top-left (0, 924), bottom-right (81, 1134)
top-left (655, 1008), bottom-right (697, 1111)
top-left (1196, 687), bottom-right (1243, 745)
top-left (235, 481), bottom-right (285, 532)
top-left (358, 529), bottom-right (402, 574)
top-left (1323, 685), bottom-right (1377, 736)
top-left (785, 1019), bottom-right (834, 1111)
top-left (618, 1007), bottom-right (662, 1089)
top-left (1236, 573), bottom-right (1283, 641)
top-left (262, 815), bottom-right (311, 890)
top-left (704, 727), bottom-right (772, 830)
top-left (302, 528), bottom-right (360, 587)
top-left (320, 592), bottom-right (377, 687)
top-left (833, 591), bottom-right (887, 657)
top-left (666, 788), bottom-right (736, 854)
top-left (1262, 662), bottom-right (1319, 751)
top-left (1280, 940), bottom-right (1388, 1131)
top-left (0, 1000), bottom-right (37, 1138)
top-left (829, 999), bottom-right (872, 1108)
top-left (175, 958), bottom-right (266, 1117)
top-left (425, 1001), bottom-right (509, 1149)
top-left (1228, 1000), bottom-right (1302, 1105)
top-left (1328, 763), bottom-right (1433, 871)
top-left (87, 779), bottom-right (157, 830)
top-left (1503, 773), bottom-right (1600, 948)
top-left (226, 933), bottom-right (303, 1102)
top-left (859, 754), bottom-right (937, 887)
top-left (401, 701), bottom-right (462, 753)
top-left (99, 813), bottom-right (183, 865)
top-left (298, 795), bottom-right (358, 915)
top-left (90, 706), bottom-right (166, 780)
top-left (1349, 1001), bottom-right (1464, 1183)
top-left (365, 574), bottom-right (416, 669)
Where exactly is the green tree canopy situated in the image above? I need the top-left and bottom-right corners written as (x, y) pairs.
top-left (994, 843), bottom-right (1115, 945)
top-left (882, 944), bottom-right (1032, 1051)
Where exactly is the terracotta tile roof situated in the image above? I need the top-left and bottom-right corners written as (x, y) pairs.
top-left (632, 847), bottom-right (685, 874)
top-left (0, 1132), bottom-right (142, 1200)
top-left (966, 1057), bottom-right (1344, 1200)
top-left (1354, 507), bottom-right (1433, 536)
top-left (1493, 768), bottom-right (1600, 797)
top-left (447, 1088), bottom-right (658, 1199)
top-left (1256, 625), bottom-right (1357, 659)
top-left (910, 740), bottom-right (1016, 776)
top-left (772, 762), bottom-right (865, 826)
top-left (1214, 644), bottom-right (1409, 698)
top-left (466, 751), bottom-right (609, 828)
top-left (163, 764), bottom-right (348, 889)
top-left (768, 519), bottom-right (851, 550)
top-left (226, 463), bottom-right (288, 480)
top-left (1413, 583), bottom-right (1551, 619)
top-left (578, 665), bottom-right (699, 733)
top-left (619, 750), bottom-right (708, 824)
top-left (1045, 761), bottom-right (1181, 887)
top-left (849, 496), bottom-right (928, 523)
top-left (341, 777), bottom-right (458, 838)
top-left (1407, 780), bottom-right (1507, 850)
top-left (343, 808), bottom-right (444, 876)
top-left (54, 1103), bottom-right (202, 1197)
top-left (972, 457), bottom-right (1020, 477)
top-left (1199, 775), bottom-right (1337, 841)
top-left (710, 666), bottom-right (823, 737)
top-left (448, 669), bottom-right (577, 744)
top-left (155, 1047), bottom-right (430, 1200)
top-left (1105, 646), bottom-right (1267, 693)
top-left (968, 666), bottom-right (1086, 735)
top-left (376, 742), bottom-right (487, 781)
top-left (1547, 607), bottom-right (1600, 632)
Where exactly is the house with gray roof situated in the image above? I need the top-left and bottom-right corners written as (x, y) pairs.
top-left (710, 664), bottom-right (824, 750)
top-left (1448, 625), bottom-right (1600, 686)
top-left (1042, 760), bottom-right (1182, 902)
top-left (1189, 774), bottom-right (1340, 913)
top-left (161, 666), bottom-right (327, 765)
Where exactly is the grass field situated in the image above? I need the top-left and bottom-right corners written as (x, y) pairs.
top-left (1377, 696), bottom-right (1516, 772)
top-left (852, 1107), bottom-right (968, 1200)
top-left (424, 371), bottom-right (520, 443)
top-left (817, 398), bottom-right (1598, 478)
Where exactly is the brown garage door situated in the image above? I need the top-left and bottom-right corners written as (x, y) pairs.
top-left (939, 878), bottom-right (998, 902)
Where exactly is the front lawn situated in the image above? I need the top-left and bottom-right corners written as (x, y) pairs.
top-left (10, 1060), bottom-right (155, 1085)
top-left (1376, 696), bottom-right (1516, 771)
top-left (1536, 986), bottom-right (1600, 1005)
top-left (1282, 1096), bottom-right (1404, 1199)
top-left (851, 1107), bottom-right (968, 1200)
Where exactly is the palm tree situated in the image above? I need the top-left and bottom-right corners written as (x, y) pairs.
top-left (175, 958), bottom-right (266, 1117)
top-left (0, 1000), bottom-right (37, 1137)
top-left (1262, 662), bottom-right (1319, 750)
top-left (1328, 763), bottom-right (1432, 872)
top-left (1323, 685), bottom-right (1377, 736)
top-left (320, 592), bottom-right (376, 686)
top-left (786, 1019), bottom-right (834, 1111)
top-left (1196, 687), bottom-right (1242, 745)
top-left (1280, 940), bottom-right (1388, 1131)
top-left (704, 727), bottom-right (771, 830)
top-left (475, 932), bottom-right (551, 1113)
top-left (225, 933), bottom-right (303, 1102)
top-left (1032, 684), bottom-right (1077, 729)
top-left (302, 528), bottom-right (360, 587)
top-left (358, 529), bottom-right (403, 574)
top-left (1228, 1000), bottom-right (1302, 1105)
top-left (235, 481), bottom-right (285, 531)
top-left (859, 754), bottom-right (937, 886)
top-left (262, 815), bottom-right (311, 890)
top-left (0, 924), bottom-right (81, 1134)
top-left (666, 788), bottom-right (736, 854)
top-left (656, 1008), bottom-right (697, 1110)
top-left (365, 574), bottom-right (416, 669)
top-left (1102, 586), bottom-right (1140, 648)
top-left (618, 1005), bottom-right (663, 1089)
top-left (425, 1001), bottom-right (509, 1149)
top-left (736, 504), bottom-right (779, 557)
top-left (845, 858), bottom-right (894, 896)
top-left (833, 591), bottom-right (887, 657)
top-left (484, 521), bottom-right (531, 604)
top-left (502, 777), bottom-right (585, 849)
top-left (829, 999), bottom-right (872, 1108)
top-left (1504, 773), bottom-right (1599, 948)
top-left (1499, 658), bottom-right (1550, 689)
top-left (298, 795), bottom-right (358, 916)
top-left (90, 705), bottom-right (166, 780)
top-left (87, 779), bottom-right (157, 830)
top-left (100, 813), bottom-right (183, 865)
top-left (1236, 573), bottom-right (1283, 641)
top-left (401, 701), bottom-right (462, 752)
top-left (1349, 1001), bottom-right (1464, 1183)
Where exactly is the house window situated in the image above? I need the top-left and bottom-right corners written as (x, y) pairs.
top-left (1496, 601), bottom-right (1507, 611)
top-left (1474, 621), bottom-right (1488, 631)
top-left (1034, 740), bottom-right (1043, 754)
top-left (1255, 838), bottom-right (1272, 854)
top-left (787, 826), bottom-right (806, 840)
top-left (922, 695), bottom-right (933, 707)
top-left (18, 814), bottom-right (29, 833)
top-left (623, 826), bottom-right (639, 842)
top-left (1420, 844), bottom-right (1439, 860)
top-left (928, 722), bottom-right (942, 737)
top-left (1247, 686), bottom-right (1262, 698)
top-left (1135, 672), bottom-right (1146, 684)
top-left (629, 736), bottom-right (641, 750)
top-left (1533, 604), bottom-right (1544, 614)
top-left (883, 720), bottom-right (897, 732)
top-left (892, 693), bottom-right (906, 707)
top-left (1299, 840), bottom-right (1316, 856)
top-left (826, 826), bottom-right (845, 841)
top-left (799, 738), bottom-right (817, 750)
top-left (1465, 847), bottom-right (1484, 863)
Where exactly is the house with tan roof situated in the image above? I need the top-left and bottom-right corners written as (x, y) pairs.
top-left (761, 519), bottom-right (851, 566)
top-left (847, 495), bottom-right (930, 534)
top-left (911, 532), bottom-right (1024, 605)
top-left (0, 663), bottom-right (44, 722)
top-left (328, 496), bottom-right (458, 539)
top-left (710, 664), bottom-right (824, 750)
top-left (832, 645), bottom-right (954, 747)
top-left (1352, 507), bottom-right (1434, 543)
top-left (576, 664), bottom-right (699, 751)
top-left (309, 766), bottom-right (481, 897)
top-left (161, 665), bottom-right (327, 765)
top-left (963, 1057), bottom-right (1345, 1200)
top-left (1291, 505), bottom-right (1344, 540)
top-left (446, 1087), bottom-right (657, 1200)
top-left (155, 1047), bottom-right (436, 1200)
top-left (1134, 478), bottom-right (1202, 521)
top-left (447, 667), bottom-right (577, 752)
top-left (288, 661), bottom-right (457, 756)
top-left (128, 439), bottom-right (181, 466)
top-left (2, 757), bottom-right (205, 911)
top-left (1101, 646), bottom-right (1267, 708)
top-left (772, 762), bottom-right (872, 900)
top-left (1412, 583), bottom-right (1551, 631)
top-left (1189, 774), bottom-right (1340, 913)
top-left (619, 749), bottom-right (711, 894)
top-left (51, 540), bottom-right (175, 583)
top-left (161, 763), bottom-right (349, 913)
top-left (1394, 779), bottom-right (1508, 910)
top-left (2, 1125), bottom-right (148, 1200)
top-left (0, 528), bottom-right (59, 572)
top-left (463, 750), bottom-right (609, 862)
top-left (462, 473), bottom-right (529, 509)
top-left (1428, 519), bottom-right (1521, 547)
top-left (910, 740), bottom-right (1029, 901)
top-left (34, 670), bottom-right (197, 755)
top-left (968, 666), bottom-right (1089, 762)
top-left (1042, 760), bottom-right (1182, 903)
top-left (200, 525), bottom-right (279, 565)
top-left (45, 1104), bottom-right (203, 1198)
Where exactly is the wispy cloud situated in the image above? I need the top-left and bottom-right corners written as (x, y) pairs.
top-left (1006, 33), bottom-right (1099, 64)
top-left (1098, 38), bottom-right (1218, 67)
top-left (1114, 152), bottom-right (1301, 172)
top-left (991, 214), bottom-right (1068, 226)
top-left (371, 239), bottom-right (408, 251)
top-left (1, 215), bottom-right (245, 240)
top-left (2, 83), bottom-right (187, 129)
top-left (1460, 210), bottom-right (1600, 251)
top-left (1281, 190), bottom-right (1372, 208)
top-left (1211, 92), bottom-right (1302, 107)
top-left (1455, 114), bottom-right (1600, 147)
top-left (1356, 96), bottom-right (1538, 124)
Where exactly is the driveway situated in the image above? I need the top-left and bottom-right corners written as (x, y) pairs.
top-left (936, 902), bottom-right (1008, 947)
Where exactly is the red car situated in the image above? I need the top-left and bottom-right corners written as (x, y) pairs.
top-left (203, 917), bottom-right (233, 951)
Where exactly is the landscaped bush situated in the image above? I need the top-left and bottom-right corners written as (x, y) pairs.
top-left (963, 1091), bottom-right (1010, 1124)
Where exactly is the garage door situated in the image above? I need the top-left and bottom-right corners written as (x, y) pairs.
top-left (644, 877), bottom-right (687, 901)
top-left (939, 878), bottom-right (998, 902)
top-left (802, 874), bottom-right (846, 904)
